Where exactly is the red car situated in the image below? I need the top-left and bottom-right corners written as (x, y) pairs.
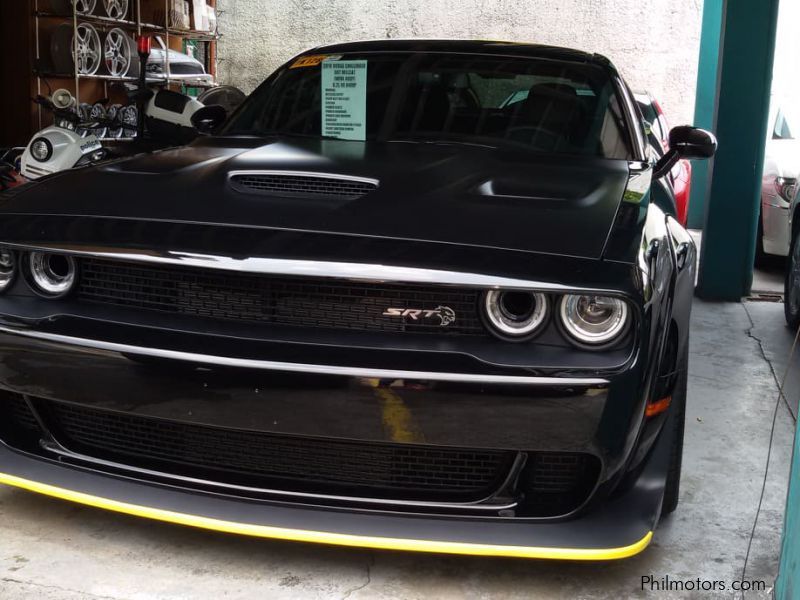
top-left (635, 92), bottom-right (692, 226)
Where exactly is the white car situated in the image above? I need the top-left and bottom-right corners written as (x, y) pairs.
top-left (758, 101), bottom-right (800, 258)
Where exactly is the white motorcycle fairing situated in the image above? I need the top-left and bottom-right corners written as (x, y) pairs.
top-left (20, 126), bottom-right (102, 180)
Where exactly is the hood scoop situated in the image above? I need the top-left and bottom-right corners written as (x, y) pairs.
top-left (229, 171), bottom-right (379, 201)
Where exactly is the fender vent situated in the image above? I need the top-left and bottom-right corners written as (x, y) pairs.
top-left (229, 172), bottom-right (378, 200)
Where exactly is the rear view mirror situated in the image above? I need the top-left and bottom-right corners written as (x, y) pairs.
top-left (191, 104), bottom-right (227, 134)
top-left (654, 126), bottom-right (717, 179)
top-left (669, 126), bottom-right (717, 159)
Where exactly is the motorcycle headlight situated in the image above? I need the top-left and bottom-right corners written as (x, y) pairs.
top-left (27, 252), bottom-right (78, 298)
top-left (558, 295), bottom-right (630, 347)
top-left (30, 138), bottom-right (53, 162)
top-left (0, 249), bottom-right (16, 293)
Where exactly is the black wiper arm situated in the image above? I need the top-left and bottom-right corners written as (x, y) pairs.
top-left (387, 135), bottom-right (498, 149)
top-left (259, 131), bottom-right (342, 140)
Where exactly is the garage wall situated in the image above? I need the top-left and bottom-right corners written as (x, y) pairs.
top-left (216, 0), bottom-right (703, 126)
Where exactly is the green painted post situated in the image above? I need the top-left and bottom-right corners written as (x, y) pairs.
top-left (696, 0), bottom-right (780, 300)
top-left (687, 0), bottom-right (724, 229)
top-left (777, 419), bottom-right (800, 599)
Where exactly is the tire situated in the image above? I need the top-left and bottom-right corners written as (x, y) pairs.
top-left (50, 22), bottom-right (102, 76)
top-left (661, 345), bottom-right (688, 516)
top-left (755, 210), bottom-right (769, 267)
top-left (50, 24), bottom-right (74, 74)
top-left (198, 86), bottom-right (247, 115)
top-left (785, 224), bottom-right (800, 329)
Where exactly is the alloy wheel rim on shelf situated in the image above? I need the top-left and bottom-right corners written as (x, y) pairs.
top-left (73, 23), bottom-right (102, 75)
top-left (104, 28), bottom-right (132, 77)
top-left (103, 0), bottom-right (128, 20)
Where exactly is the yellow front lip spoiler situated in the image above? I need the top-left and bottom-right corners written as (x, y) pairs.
top-left (0, 472), bottom-right (652, 560)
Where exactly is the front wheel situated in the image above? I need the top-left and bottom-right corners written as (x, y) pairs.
top-left (785, 224), bottom-right (800, 329)
top-left (661, 346), bottom-right (688, 516)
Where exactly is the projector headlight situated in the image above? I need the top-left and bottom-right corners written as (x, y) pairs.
top-left (27, 252), bottom-right (77, 298)
top-left (0, 249), bottom-right (16, 293)
top-left (30, 138), bottom-right (53, 162)
top-left (559, 294), bottom-right (630, 347)
top-left (482, 290), bottom-right (549, 340)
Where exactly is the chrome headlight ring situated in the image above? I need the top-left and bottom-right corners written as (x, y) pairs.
top-left (482, 289), bottom-right (549, 341)
top-left (0, 248), bottom-right (17, 293)
top-left (30, 137), bottom-right (53, 162)
top-left (27, 252), bottom-right (78, 298)
top-left (558, 294), bottom-right (630, 348)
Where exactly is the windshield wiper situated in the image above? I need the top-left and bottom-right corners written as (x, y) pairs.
top-left (258, 131), bottom-right (342, 140)
top-left (387, 134), bottom-right (498, 149)
top-left (222, 130), bottom-right (343, 140)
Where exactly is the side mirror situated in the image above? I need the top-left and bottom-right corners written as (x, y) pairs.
top-left (191, 104), bottom-right (227, 134)
top-left (653, 126), bottom-right (717, 179)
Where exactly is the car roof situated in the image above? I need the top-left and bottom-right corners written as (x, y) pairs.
top-left (305, 39), bottom-right (609, 66)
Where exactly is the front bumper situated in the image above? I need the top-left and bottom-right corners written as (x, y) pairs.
top-left (0, 318), bottom-right (667, 559)
top-left (0, 426), bottom-right (665, 560)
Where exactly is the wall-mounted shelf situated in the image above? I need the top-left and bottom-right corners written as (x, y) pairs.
top-left (32, 0), bottom-right (219, 132)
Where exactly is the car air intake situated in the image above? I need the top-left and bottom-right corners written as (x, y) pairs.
top-left (229, 172), bottom-right (378, 200)
top-left (36, 398), bottom-right (515, 503)
top-left (0, 392), bottom-right (602, 516)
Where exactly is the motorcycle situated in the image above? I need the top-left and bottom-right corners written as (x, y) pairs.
top-left (19, 84), bottom-right (245, 181)
top-left (19, 95), bottom-right (111, 181)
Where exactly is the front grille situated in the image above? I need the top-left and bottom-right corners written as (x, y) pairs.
top-left (38, 399), bottom-right (514, 502)
top-left (3, 391), bottom-right (39, 431)
top-left (517, 452), bottom-right (601, 516)
top-left (229, 173), bottom-right (378, 200)
top-left (167, 63), bottom-right (204, 75)
top-left (77, 258), bottom-right (486, 335)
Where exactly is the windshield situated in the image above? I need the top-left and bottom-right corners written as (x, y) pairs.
top-left (225, 52), bottom-right (633, 159)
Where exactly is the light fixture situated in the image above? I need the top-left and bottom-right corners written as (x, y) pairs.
top-left (559, 294), bottom-right (629, 347)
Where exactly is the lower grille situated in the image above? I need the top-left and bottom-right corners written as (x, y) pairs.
top-left (0, 392), bottom-right (601, 515)
top-left (39, 399), bottom-right (514, 502)
top-left (518, 452), bottom-right (601, 516)
top-left (77, 258), bottom-right (486, 336)
top-left (3, 391), bottom-right (39, 431)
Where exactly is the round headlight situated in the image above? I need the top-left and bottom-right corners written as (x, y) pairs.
top-left (483, 290), bottom-right (549, 340)
top-left (559, 295), bottom-right (630, 347)
top-left (0, 249), bottom-right (16, 292)
top-left (30, 138), bottom-right (53, 162)
top-left (28, 252), bottom-right (77, 297)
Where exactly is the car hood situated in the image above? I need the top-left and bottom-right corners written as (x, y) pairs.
top-left (2, 137), bottom-right (633, 260)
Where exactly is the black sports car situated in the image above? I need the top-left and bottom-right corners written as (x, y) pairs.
top-left (0, 40), bottom-right (715, 560)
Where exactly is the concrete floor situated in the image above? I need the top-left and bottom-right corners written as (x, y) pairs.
top-left (0, 300), bottom-right (796, 599)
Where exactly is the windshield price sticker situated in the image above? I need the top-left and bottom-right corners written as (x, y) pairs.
top-left (321, 60), bottom-right (367, 140)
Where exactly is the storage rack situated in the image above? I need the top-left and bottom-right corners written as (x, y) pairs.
top-left (31, 0), bottom-right (219, 139)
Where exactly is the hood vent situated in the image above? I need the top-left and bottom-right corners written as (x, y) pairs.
top-left (229, 171), bottom-right (379, 200)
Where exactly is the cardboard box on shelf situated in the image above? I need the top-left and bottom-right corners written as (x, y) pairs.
top-left (206, 4), bottom-right (217, 33)
top-left (192, 0), bottom-right (207, 31)
top-left (146, 0), bottom-right (189, 28)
